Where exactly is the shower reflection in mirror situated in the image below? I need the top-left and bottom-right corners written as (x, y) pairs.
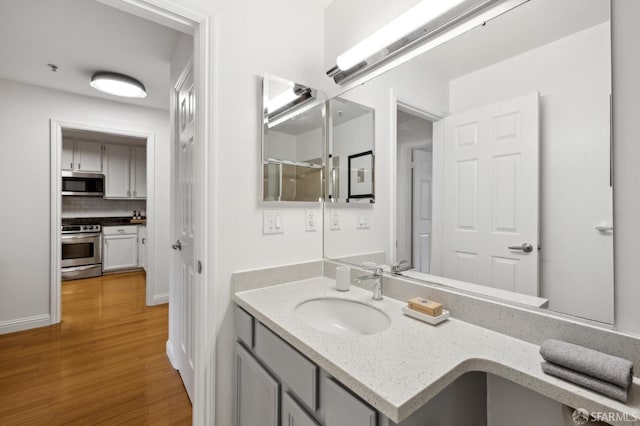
top-left (262, 74), bottom-right (326, 202)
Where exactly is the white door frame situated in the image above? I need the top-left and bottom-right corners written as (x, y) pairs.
top-left (389, 89), bottom-right (446, 264)
top-left (50, 119), bottom-right (157, 306)
top-left (50, 1), bottom-right (216, 424)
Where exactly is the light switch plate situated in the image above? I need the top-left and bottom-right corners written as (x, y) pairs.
top-left (357, 211), bottom-right (370, 229)
top-left (263, 210), bottom-right (283, 235)
top-left (305, 210), bottom-right (317, 232)
top-left (329, 211), bottom-right (340, 230)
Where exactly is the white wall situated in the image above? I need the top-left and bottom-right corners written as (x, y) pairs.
top-left (0, 78), bottom-right (171, 330)
top-left (449, 23), bottom-right (613, 322)
top-left (612, 0), bottom-right (640, 334)
top-left (194, 1), bottom-right (329, 424)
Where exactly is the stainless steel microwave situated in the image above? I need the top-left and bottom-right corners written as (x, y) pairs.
top-left (61, 171), bottom-right (104, 196)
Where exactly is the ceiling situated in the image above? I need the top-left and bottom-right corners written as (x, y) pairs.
top-left (410, 0), bottom-right (609, 80)
top-left (0, 0), bottom-right (185, 110)
top-left (397, 109), bottom-right (433, 145)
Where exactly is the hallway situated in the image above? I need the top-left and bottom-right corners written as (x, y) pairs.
top-left (0, 272), bottom-right (191, 425)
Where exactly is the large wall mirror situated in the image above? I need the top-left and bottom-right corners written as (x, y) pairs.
top-left (262, 74), bottom-right (326, 202)
top-left (324, 0), bottom-right (613, 324)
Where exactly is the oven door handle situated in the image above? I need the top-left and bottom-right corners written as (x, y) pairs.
top-left (61, 233), bottom-right (102, 240)
top-left (62, 265), bottom-right (101, 272)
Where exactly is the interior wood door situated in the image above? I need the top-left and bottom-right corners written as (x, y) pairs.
top-left (174, 67), bottom-right (196, 401)
top-left (412, 149), bottom-right (432, 273)
top-left (441, 93), bottom-right (540, 295)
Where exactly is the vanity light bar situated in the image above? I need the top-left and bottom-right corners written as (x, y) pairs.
top-left (336, 0), bottom-right (468, 72)
top-left (327, 0), bottom-right (529, 85)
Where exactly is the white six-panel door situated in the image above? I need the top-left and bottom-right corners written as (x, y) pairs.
top-left (175, 67), bottom-right (196, 402)
top-left (441, 93), bottom-right (540, 296)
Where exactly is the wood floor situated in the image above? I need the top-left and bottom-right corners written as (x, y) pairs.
top-left (0, 272), bottom-right (192, 425)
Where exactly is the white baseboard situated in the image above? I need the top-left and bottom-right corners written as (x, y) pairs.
top-left (0, 314), bottom-right (51, 335)
top-left (151, 293), bottom-right (169, 305)
top-left (166, 339), bottom-right (178, 369)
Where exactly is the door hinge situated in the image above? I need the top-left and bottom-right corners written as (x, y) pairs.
top-left (197, 260), bottom-right (202, 274)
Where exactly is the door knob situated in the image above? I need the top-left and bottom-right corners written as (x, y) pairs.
top-left (508, 243), bottom-right (533, 253)
top-left (172, 240), bottom-right (183, 250)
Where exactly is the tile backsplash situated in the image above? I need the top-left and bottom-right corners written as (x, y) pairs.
top-left (62, 197), bottom-right (146, 218)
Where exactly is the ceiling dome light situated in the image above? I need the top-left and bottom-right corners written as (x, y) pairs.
top-left (90, 72), bottom-right (147, 98)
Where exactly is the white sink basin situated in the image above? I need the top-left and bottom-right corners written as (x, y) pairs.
top-left (295, 298), bottom-right (391, 336)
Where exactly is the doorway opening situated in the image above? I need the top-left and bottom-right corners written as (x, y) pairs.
top-left (36, 0), bottom-right (216, 423)
top-left (395, 103), bottom-right (440, 274)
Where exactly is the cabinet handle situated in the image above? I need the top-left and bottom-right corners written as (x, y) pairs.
top-left (142, 238), bottom-right (146, 244)
top-left (78, 163), bottom-right (81, 170)
top-left (127, 190), bottom-right (131, 197)
top-left (70, 162), bottom-right (73, 169)
top-left (133, 190), bottom-right (137, 197)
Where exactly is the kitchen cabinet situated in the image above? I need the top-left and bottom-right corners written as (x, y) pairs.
top-left (103, 226), bottom-right (138, 272)
top-left (104, 143), bottom-right (146, 199)
top-left (138, 225), bottom-right (147, 270)
top-left (62, 139), bottom-right (74, 171)
top-left (235, 342), bottom-right (279, 426)
top-left (62, 139), bottom-right (102, 173)
top-left (131, 146), bottom-right (147, 198)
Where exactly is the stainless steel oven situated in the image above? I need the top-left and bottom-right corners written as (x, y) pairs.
top-left (61, 224), bottom-right (102, 280)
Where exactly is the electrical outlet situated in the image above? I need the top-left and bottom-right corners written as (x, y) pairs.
top-left (263, 210), bottom-right (283, 235)
top-left (305, 210), bottom-right (317, 232)
top-left (357, 211), bottom-right (370, 229)
top-left (329, 211), bottom-right (340, 230)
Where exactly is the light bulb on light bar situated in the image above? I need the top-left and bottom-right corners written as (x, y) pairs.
top-left (267, 87), bottom-right (299, 113)
top-left (90, 72), bottom-right (147, 98)
top-left (336, 0), bottom-right (468, 71)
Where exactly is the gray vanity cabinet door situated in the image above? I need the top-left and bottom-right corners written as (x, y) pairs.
top-left (323, 376), bottom-right (377, 426)
top-left (282, 392), bottom-right (319, 426)
top-left (235, 342), bottom-right (280, 426)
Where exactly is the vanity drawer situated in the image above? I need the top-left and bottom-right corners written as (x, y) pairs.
top-left (255, 322), bottom-right (318, 411)
top-left (322, 376), bottom-right (376, 426)
top-left (235, 305), bottom-right (254, 347)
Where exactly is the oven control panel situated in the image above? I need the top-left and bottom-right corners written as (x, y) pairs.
top-left (61, 224), bottom-right (102, 234)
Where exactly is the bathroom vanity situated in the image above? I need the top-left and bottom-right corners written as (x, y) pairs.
top-left (234, 278), bottom-right (486, 426)
top-left (234, 276), bottom-right (640, 426)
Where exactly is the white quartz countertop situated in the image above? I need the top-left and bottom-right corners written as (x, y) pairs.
top-left (234, 277), bottom-right (640, 425)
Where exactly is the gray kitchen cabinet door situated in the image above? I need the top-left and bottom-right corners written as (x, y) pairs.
top-left (236, 342), bottom-right (280, 426)
top-left (282, 392), bottom-right (319, 426)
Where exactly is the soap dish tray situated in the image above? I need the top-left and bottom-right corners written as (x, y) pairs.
top-left (402, 306), bottom-right (450, 325)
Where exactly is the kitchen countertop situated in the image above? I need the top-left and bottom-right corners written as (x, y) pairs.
top-left (234, 277), bottom-right (640, 425)
top-left (62, 217), bottom-right (146, 226)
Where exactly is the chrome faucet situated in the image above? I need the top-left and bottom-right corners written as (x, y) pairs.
top-left (356, 266), bottom-right (384, 300)
top-left (391, 260), bottom-right (410, 274)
